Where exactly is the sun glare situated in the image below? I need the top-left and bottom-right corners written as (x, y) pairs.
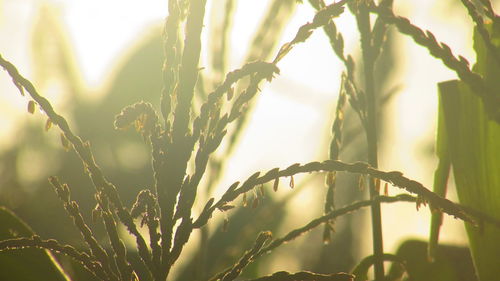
top-left (0, 0), bottom-right (480, 277)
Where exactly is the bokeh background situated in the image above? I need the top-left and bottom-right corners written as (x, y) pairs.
top-left (1, 0), bottom-right (498, 280)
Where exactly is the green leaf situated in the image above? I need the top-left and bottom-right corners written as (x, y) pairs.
top-left (0, 207), bottom-right (71, 281)
top-left (438, 80), bottom-right (500, 281)
top-left (436, 19), bottom-right (500, 281)
top-left (428, 95), bottom-right (451, 262)
top-left (472, 18), bottom-right (500, 91)
top-left (472, 17), bottom-right (500, 123)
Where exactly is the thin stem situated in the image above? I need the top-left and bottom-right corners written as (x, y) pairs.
top-left (255, 195), bottom-right (414, 259)
top-left (209, 194), bottom-right (416, 281)
top-left (220, 231), bottom-right (272, 281)
top-left (49, 177), bottom-right (118, 280)
top-left (355, 3), bottom-right (384, 280)
top-left (194, 160), bottom-right (475, 229)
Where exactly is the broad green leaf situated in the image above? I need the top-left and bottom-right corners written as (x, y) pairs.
top-left (0, 207), bottom-right (71, 281)
top-left (438, 80), bottom-right (500, 281)
top-left (436, 18), bottom-right (500, 281)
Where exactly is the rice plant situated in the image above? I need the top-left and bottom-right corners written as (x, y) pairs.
top-left (0, 0), bottom-right (499, 281)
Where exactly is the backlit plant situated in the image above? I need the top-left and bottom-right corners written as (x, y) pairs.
top-left (0, 0), bottom-right (499, 281)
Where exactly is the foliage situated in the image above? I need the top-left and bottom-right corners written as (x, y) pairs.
top-left (0, 0), bottom-right (499, 281)
top-left (435, 18), bottom-right (500, 281)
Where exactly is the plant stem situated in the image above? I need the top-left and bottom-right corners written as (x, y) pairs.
top-left (356, 3), bottom-right (384, 280)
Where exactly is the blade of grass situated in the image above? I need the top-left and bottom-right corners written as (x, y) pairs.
top-left (428, 98), bottom-right (451, 262)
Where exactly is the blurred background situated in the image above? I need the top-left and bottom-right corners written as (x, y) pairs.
top-left (0, 0), bottom-right (497, 280)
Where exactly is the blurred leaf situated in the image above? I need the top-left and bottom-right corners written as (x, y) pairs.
top-left (0, 207), bottom-right (70, 281)
top-left (437, 19), bottom-right (500, 281)
top-left (387, 240), bottom-right (476, 281)
top-left (31, 4), bottom-right (84, 97)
